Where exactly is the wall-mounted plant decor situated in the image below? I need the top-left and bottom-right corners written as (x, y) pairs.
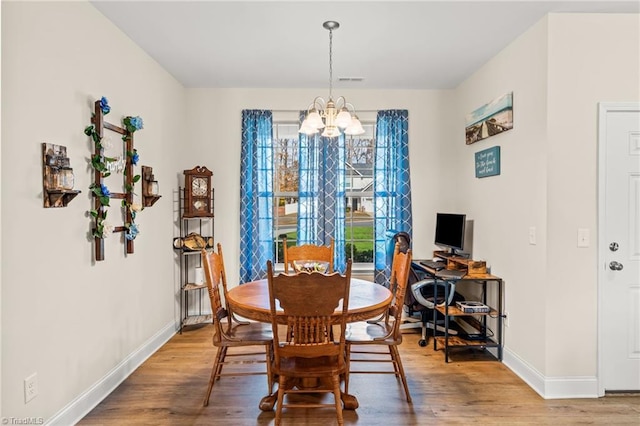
top-left (42, 143), bottom-right (81, 207)
top-left (85, 96), bottom-right (154, 261)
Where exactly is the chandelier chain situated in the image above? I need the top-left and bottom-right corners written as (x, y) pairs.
top-left (328, 28), bottom-right (333, 99)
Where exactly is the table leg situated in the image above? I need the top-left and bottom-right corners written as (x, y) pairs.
top-left (259, 393), bottom-right (277, 411)
top-left (257, 376), bottom-right (360, 411)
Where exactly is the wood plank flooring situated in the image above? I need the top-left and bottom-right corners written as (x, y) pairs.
top-left (78, 324), bottom-right (640, 425)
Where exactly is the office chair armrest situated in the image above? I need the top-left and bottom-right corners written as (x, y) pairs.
top-left (410, 279), bottom-right (457, 308)
top-left (410, 279), bottom-right (434, 307)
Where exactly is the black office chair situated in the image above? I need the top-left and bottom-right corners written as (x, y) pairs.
top-left (392, 232), bottom-right (463, 347)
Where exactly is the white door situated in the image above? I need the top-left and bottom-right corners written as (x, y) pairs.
top-left (598, 102), bottom-right (640, 394)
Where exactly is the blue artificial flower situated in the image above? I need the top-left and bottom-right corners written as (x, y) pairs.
top-left (131, 116), bottom-right (144, 131)
top-left (100, 184), bottom-right (110, 197)
top-left (100, 97), bottom-right (111, 115)
top-left (123, 116), bottom-right (144, 133)
top-left (131, 150), bottom-right (139, 165)
top-left (125, 223), bottom-right (139, 241)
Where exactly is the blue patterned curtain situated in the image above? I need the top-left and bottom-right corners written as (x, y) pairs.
top-left (374, 110), bottom-right (412, 285)
top-left (297, 114), bottom-right (346, 272)
top-left (240, 110), bottom-right (274, 282)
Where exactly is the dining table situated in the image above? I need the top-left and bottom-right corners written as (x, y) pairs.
top-left (225, 277), bottom-right (393, 411)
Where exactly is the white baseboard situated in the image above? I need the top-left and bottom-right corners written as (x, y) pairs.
top-left (46, 320), bottom-right (177, 426)
top-left (503, 347), bottom-right (599, 399)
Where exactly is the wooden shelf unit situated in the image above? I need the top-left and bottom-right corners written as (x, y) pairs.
top-left (176, 187), bottom-right (215, 333)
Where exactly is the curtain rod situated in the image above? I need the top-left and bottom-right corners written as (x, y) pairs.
top-left (269, 109), bottom-right (380, 113)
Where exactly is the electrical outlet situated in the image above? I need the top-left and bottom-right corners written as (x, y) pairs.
top-left (504, 311), bottom-right (509, 328)
top-left (24, 372), bottom-right (38, 403)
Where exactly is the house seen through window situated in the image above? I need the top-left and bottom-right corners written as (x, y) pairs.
top-left (273, 122), bottom-right (375, 268)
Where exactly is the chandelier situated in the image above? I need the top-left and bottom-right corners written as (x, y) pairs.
top-left (299, 21), bottom-right (365, 138)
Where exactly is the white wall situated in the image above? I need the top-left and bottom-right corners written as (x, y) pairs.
top-left (455, 15), bottom-right (550, 380)
top-left (453, 13), bottom-right (639, 397)
top-left (1, 2), bottom-right (185, 422)
top-left (545, 13), bottom-right (639, 378)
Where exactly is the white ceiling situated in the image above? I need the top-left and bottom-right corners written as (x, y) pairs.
top-left (91, 0), bottom-right (640, 90)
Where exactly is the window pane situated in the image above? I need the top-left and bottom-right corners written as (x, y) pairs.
top-left (271, 122), bottom-right (376, 269)
top-left (345, 195), bottom-right (374, 263)
top-left (273, 195), bottom-right (298, 264)
top-left (273, 123), bottom-right (300, 264)
top-left (273, 124), bottom-right (299, 193)
top-left (345, 126), bottom-right (374, 264)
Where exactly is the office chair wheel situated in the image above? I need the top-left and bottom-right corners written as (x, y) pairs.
top-left (418, 339), bottom-right (427, 347)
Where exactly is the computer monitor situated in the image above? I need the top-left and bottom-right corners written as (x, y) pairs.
top-left (434, 213), bottom-right (466, 255)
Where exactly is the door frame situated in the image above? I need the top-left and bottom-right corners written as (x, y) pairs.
top-left (597, 101), bottom-right (640, 396)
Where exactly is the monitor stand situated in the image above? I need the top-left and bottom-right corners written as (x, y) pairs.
top-left (445, 249), bottom-right (469, 258)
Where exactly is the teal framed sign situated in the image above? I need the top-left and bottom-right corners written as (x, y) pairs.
top-left (475, 146), bottom-right (501, 178)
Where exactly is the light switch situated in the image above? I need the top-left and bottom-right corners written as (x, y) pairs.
top-left (528, 227), bottom-right (536, 245)
top-left (577, 228), bottom-right (590, 247)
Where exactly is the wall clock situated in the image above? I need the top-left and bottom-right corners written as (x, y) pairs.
top-left (183, 166), bottom-right (213, 218)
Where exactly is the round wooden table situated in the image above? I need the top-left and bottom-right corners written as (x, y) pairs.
top-left (226, 277), bottom-right (392, 411)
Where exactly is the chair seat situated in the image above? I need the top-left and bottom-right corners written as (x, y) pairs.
top-left (214, 321), bottom-right (273, 347)
top-left (274, 355), bottom-right (347, 378)
top-left (346, 320), bottom-right (400, 345)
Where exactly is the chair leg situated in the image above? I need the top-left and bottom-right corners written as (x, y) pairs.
top-left (332, 374), bottom-right (344, 426)
top-left (390, 345), bottom-right (412, 403)
top-left (275, 375), bottom-right (286, 426)
top-left (265, 343), bottom-right (273, 394)
top-left (344, 343), bottom-right (351, 395)
top-left (388, 346), bottom-right (400, 377)
top-left (203, 346), bottom-right (225, 407)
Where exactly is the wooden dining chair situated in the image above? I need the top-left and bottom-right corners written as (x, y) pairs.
top-left (213, 242), bottom-right (253, 327)
top-left (344, 243), bottom-right (413, 403)
top-left (282, 237), bottom-right (334, 274)
top-left (266, 259), bottom-right (352, 426)
top-left (201, 248), bottom-right (274, 407)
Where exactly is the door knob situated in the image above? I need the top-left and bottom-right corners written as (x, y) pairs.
top-left (609, 261), bottom-right (624, 271)
top-left (609, 242), bottom-right (619, 252)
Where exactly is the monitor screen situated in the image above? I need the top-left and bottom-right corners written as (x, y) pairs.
top-left (434, 213), bottom-right (466, 253)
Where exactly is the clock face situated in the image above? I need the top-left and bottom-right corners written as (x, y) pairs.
top-left (192, 177), bottom-right (208, 196)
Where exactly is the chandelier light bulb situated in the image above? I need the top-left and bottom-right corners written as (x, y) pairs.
top-left (306, 109), bottom-right (324, 129)
top-left (344, 115), bottom-right (365, 135)
top-left (335, 108), bottom-right (352, 128)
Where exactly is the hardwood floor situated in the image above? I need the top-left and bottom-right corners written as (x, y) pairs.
top-left (79, 324), bottom-right (640, 425)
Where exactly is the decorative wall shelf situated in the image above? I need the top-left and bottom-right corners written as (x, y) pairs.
top-left (42, 143), bottom-right (81, 208)
top-left (45, 189), bottom-right (82, 208)
top-left (141, 165), bottom-right (161, 208)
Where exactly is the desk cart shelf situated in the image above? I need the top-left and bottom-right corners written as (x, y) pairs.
top-left (417, 251), bottom-right (504, 363)
top-left (434, 296), bottom-right (502, 362)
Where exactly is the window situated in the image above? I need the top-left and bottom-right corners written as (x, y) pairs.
top-left (272, 122), bottom-right (375, 268)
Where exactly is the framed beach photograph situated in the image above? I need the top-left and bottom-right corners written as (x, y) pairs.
top-left (465, 92), bottom-right (513, 145)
